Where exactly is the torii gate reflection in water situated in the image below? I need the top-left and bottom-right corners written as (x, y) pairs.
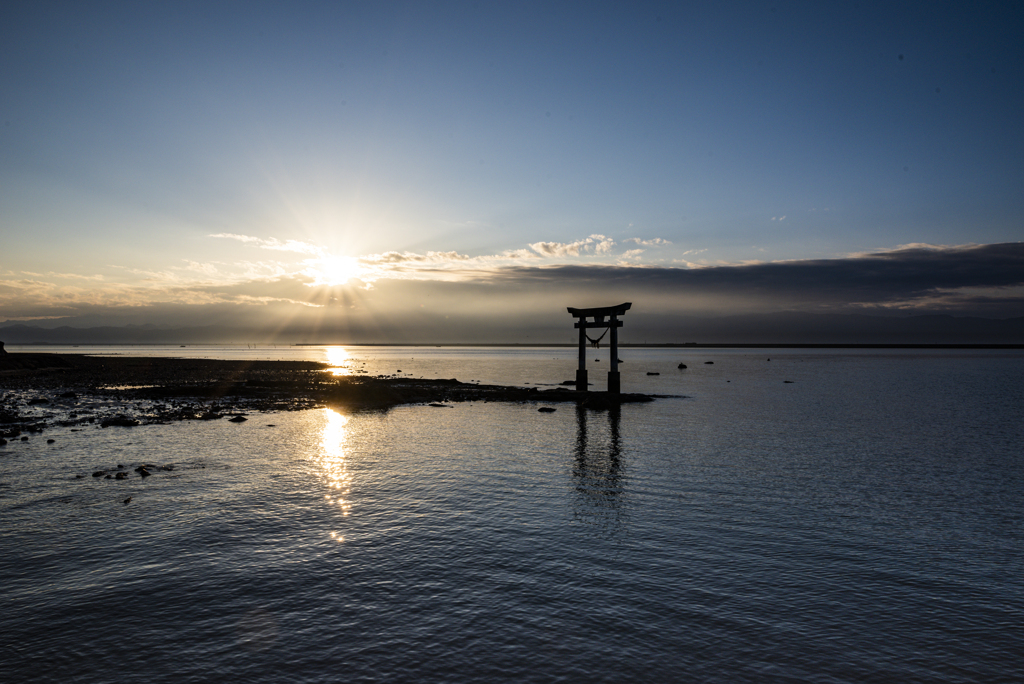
top-left (567, 302), bottom-right (631, 394)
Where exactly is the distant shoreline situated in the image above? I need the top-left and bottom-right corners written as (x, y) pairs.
top-left (8, 342), bottom-right (1024, 350)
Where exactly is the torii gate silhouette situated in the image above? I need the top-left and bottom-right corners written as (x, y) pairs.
top-left (567, 302), bottom-right (631, 394)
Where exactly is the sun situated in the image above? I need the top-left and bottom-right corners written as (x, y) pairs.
top-left (313, 255), bottom-right (363, 285)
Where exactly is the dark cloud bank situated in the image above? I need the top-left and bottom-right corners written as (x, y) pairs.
top-left (3, 243), bottom-right (1023, 344)
top-left (488, 242), bottom-right (1024, 312)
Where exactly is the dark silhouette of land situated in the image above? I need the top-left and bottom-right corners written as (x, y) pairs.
top-left (0, 353), bottom-right (655, 438)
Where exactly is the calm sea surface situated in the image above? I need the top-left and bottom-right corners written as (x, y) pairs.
top-left (2, 346), bottom-right (1022, 682)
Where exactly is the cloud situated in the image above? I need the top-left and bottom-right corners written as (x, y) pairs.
top-left (203, 233), bottom-right (664, 286)
top-left (501, 249), bottom-right (538, 259)
top-left (593, 235), bottom-right (615, 254)
top-left (529, 234), bottom-right (615, 257)
top-left (360, 250), bottom-right (472, 265)
top-left (354, 239), bottom-right (652, 281)
top-left (209, 233), bottom-right (323, 255)
top-left (846, 242), bottom-right (969, 258)
top-left (476, 242), bottom-right (1024, 315)
top-left (18, 271), bottom-right (106, 281)
top-left (181, 260), bottom-right (224, 276)
top-left (5, 242), bottom-right (1023, 329)
top-left (625, 237), bottom-right (672, 246)
top-left (529, 239), bottom-right (591, 257)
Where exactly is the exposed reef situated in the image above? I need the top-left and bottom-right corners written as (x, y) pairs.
top-left (0, 353), bottom-right (661, 438)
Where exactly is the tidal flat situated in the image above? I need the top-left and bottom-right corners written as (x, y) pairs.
top-left (0, 353), bottom-right (654, 439)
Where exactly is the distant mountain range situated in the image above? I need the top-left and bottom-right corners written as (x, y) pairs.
top-left (2, 312), bottom-right (1023, 345)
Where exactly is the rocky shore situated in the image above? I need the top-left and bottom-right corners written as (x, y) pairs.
top-left (0, 352), bottom-right (656, 440)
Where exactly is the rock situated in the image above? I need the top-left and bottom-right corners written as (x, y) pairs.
top-left (20, 436), bottom-right (28, 441)
top-left (115, 472), bottom-right (129, 480)
top-left (538, 407), bottom-right (556, 413)
top-left (47, 439), bottom-right (55, 444)
top-left (266, 424), bottom-right (276, 427)
top-left (704, 361), bottom-right (714, 365)
top-left (0, 439), bottom-right (6, 446)
top-left (428, 403), bottom-right (449, 408)
top-left (105, 474), bottom-right (112, 479)
top-left (59, 391), bottom-right (78, 399)
top-left (228, 415), bottom-right (248, 422)
top-left (677, 363), bottom-right (687, 369)
top-left (92, 471), bottom-right (105, 477)
top-left (139, 468), bottom-right (151, 477)
top-left (75, 474), bottom-right (84, 479)
top-left (123, 497), bottom-right (132, 505)
top-left (646, 372), bottom-right (660, 376)
top-left (784, 380), bottom-right (794, 383)
top-left (0, 340), bottom-right (5, 355)
top-left (27, 398), bottom-right (49, 405)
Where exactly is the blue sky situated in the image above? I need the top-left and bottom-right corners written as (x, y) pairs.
top-left (2, 1), bottom-right (1022, 337)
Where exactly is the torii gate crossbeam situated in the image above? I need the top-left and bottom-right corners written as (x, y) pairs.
top-left (567, 302), bottom-right (631, 394)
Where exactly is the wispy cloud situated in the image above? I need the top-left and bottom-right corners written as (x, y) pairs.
top-left (360, 250), bottom-right (473, 265)
top-left (19, 271), bottom-right (106, 281)
top-left (625, 237), bottom-right (672, 246)
top-left (209, 233), bottom-right (324, 255)
top-left (846, 242), bottom-right (970, 258)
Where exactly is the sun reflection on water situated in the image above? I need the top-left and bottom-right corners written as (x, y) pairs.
top-left (324, 346), bottom-right (352, 376)
top-left (315, 408), bottom-right (353, 534)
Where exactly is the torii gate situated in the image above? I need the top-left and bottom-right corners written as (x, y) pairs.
top-left (567, 302), bottom-right (631, 394)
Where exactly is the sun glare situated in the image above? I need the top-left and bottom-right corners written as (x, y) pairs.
top-left (314, 255), bottom-right (363, 285)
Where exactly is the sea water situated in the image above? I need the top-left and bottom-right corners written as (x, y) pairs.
top-left (2, 347), bottom-right (1022, 682)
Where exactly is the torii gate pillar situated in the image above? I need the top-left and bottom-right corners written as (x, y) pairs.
top-left (567, 303), bottom-right (631, 394)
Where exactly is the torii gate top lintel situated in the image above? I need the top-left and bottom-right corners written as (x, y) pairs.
top-left (567, 302), bottom-right (631, 319)
top-left (567, 302), bottom-right (631, 394)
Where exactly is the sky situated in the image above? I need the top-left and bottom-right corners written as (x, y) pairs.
top-left (2, 1), bottom-right (1023, 341)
